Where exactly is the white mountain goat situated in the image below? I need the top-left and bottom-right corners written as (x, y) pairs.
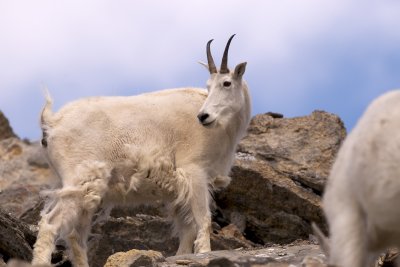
top-left (314, 90), bottom-right (400, 267)
top-left (31, 35), bottom-right (251, 267)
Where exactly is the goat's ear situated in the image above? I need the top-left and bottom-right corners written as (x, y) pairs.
top-left (233, 62), bottom-right (247, 79)
top-left (198, 61), bottom-right (210, 71)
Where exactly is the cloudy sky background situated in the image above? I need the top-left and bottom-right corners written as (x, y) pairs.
top-left (1, 0), bottom-right (400, 140)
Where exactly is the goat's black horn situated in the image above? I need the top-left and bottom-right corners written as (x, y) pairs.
top-left (219, 34), bottom-right (235, 74)
top-left (206, 39), bottom-right (217, 74)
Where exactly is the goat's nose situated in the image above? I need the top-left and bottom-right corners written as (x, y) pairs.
top-left (197, 113), bottom-right (209, 123)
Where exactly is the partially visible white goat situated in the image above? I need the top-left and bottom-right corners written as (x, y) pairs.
top-left (31, 35), bottom-right (251, 267)
top-left (315, 90), bottom-right (400, 267)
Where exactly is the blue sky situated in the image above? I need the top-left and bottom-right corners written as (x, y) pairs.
top-left (1, 1), bottom-right (400, 140)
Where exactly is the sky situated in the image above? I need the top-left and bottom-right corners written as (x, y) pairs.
top-left (1, 0), bottom-right (400, 140)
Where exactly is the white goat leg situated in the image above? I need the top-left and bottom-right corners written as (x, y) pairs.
top-left (67, 211), bottom-right (94, 267)
top-left (185, 167), bottom-right (212, 253)
top-left (32, 161), bottom-right (110, 265)
top-left (174, 218), bottom-right (197, 255)
top-left (32, 217), bottom-right (60, 265)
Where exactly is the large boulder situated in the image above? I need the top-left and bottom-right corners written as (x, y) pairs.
top-left (215, 111), bottom-right (346, 244)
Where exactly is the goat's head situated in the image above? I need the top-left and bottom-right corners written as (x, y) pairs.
top-left (197, 34), bottom-right (247, 127)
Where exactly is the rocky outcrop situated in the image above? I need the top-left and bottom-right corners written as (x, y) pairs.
top-left (238, 111), bottom-right (346, 193)
top-left (0, 111), bottom-right (16, 141)
top-left (0, 111), bottom-right (347, 266)
top-left (215, 111), bottom-right (346, 244)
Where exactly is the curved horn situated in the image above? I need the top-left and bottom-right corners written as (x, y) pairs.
top-left (219, 34), bottom-right (236, 74)
top-left (207, 39), bottom-right (217, 74)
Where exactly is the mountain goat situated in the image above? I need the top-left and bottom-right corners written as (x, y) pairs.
top-left (315, 90), bottom-right (400, 267)
top-left (31, 35), bottom-right (251, 267)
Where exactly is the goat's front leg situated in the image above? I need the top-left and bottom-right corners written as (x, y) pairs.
top-left (185, 167), bottom-right (212, 254)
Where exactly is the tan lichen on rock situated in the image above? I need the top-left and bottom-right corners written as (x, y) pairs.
top-left (0, 111), bottom-right (16, 141)
top-left (104, 249), bottom-right (164, 267)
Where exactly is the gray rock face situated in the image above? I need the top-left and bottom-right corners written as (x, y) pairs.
top-left (238, 110), bottom-right (346, 193)
top-left (216, 111), bottom-right (346, 244)
top-left (0, 111), bottom-right (348, 266)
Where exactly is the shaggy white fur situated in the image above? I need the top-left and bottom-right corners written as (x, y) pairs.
top-left (321, 90), bottom-right (400, 267)
top-left (32, 36), bottom-right (251, 267)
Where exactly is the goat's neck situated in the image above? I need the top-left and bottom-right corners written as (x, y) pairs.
top-left (223, 83), bottom-right (252, 150)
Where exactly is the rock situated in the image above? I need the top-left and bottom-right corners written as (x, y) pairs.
top-left (88, 215), bottom-right (256, 267)
top-left (0, 111), bottom-right (16, 141)
top-left (215, 111), bottom-right (345, 244)
top-left (163, 240), bottom-right (326, 267)
top-left (0, 138), bottom-right (57, 218)
top-left (219, 224), bottom-right (248, 243)
top-left (0, 209), bottom-right (35, 262)
top-left (376, 248), bottom-right (399, 267)
top-left (238, 110), bottom-right (346, 193)
top-left (104, 249), bottom-right (164, 267)
top-left (0, 208), bottom-right (70, 267)
top-left (88, 215), bottom-right (178, 266)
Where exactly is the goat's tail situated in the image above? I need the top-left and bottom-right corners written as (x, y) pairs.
top-left (40, 87), bottom-right (54, 147)
top-left (41, 87), bottom-right (53, 126)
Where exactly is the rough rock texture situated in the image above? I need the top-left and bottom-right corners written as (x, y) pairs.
top-left (238, 111), bottom-right (346, 193)
top-left (0, 138), bottom-right (57, 218)
top-left (215, 111), bottom-right (346, 244)
top-left (0, 111), bottom-right (348, 266)
top-left (88, 215), bottom-right (255, 267)
top-left (104, 249), bottom-right (164, 267)
top-left (162, 240), bottom-right (326, 267)
top-left (0, 209), bottom-right (36, 262)
top-left (0, 111), bottom-right (16, 141)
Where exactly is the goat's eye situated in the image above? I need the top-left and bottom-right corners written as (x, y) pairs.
top-left (223, 81), bottom-right (231, 87)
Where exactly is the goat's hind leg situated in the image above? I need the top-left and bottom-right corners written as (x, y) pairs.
top-left (32, 199), bottom-right (67, 265)
top-left (32, 161), bottom-right (111, 266)
top-left (67, 210), bottom-right (95, 267)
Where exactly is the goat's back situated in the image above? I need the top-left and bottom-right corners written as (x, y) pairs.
top-left (42, 88), bottom-right (234, 183)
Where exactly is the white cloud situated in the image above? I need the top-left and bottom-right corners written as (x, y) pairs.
top-left (0, 0), bottom-right (400, 139)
